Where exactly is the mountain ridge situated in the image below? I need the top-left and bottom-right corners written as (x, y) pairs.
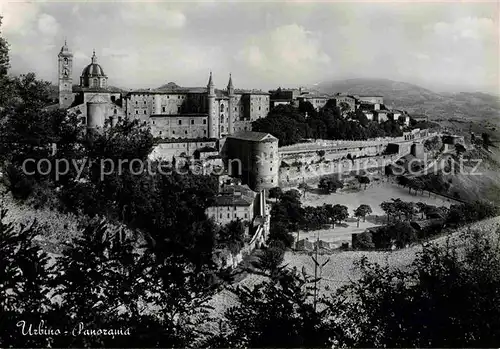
top-left (315, 78), bottom-right (500, 121)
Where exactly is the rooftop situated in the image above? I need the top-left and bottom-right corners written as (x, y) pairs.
top-left (211, 191), bottom-right (254, 207)
top-left (227, 131), bottom-right (278, 142)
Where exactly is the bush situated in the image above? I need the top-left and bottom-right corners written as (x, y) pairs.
top-left (352, 231), bottom-right (375, 249)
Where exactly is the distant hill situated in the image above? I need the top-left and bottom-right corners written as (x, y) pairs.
top-left (316, 78), bottom-right (500, 121)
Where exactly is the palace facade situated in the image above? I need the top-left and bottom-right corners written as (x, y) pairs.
top-left (57, 41), bottom-right (270, 139)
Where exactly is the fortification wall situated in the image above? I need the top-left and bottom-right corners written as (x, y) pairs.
top-left (279, 154), bottom-right (398, 185)
top-left (149, 140), bottom-right (217, 160)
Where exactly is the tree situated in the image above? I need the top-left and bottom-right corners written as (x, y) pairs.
top-left (318, 175), bottom-right (344, 194)
top-left (354, 204), bottom-right (373, 227)
top-left (217, 219), bottom-right (246, 255)
top-left (357, 175), bottom-right (370, 189)
top-left (330, 204), bottom-right (348, 226)
top-left (0, 16), bottom-right (12, 107)
top-left (257, 245), bottom-right (285, 275)
top-left (482, 132), bottom-right (492, 150)
top-left (206, 268), bottom-right (337, 348)
top-left (298, 181), bottom-right (310, 198)
top-left (0, 208), bottom-right (52, 347)
top-left (337, 228), bottom-right (500, 347)
top-left (268, 186), bottom-right (283, 202)
top-left (380, 200), bottom-right (397, 224)
top-left (455, 143), bottom-right (466, 157)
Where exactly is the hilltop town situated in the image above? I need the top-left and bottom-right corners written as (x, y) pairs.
top-left (1, 18), bottom-right (500, 348)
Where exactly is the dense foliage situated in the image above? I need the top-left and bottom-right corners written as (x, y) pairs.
top-left (252, 103), bottom-right (403, 146)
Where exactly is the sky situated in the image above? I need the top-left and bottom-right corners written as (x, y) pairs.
top-left (0, 0), bottom-right (498, 94)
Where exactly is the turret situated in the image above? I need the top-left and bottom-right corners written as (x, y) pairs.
top-left (227, 73), bottom-right (234, 96)
top-left (207, 71), bottom-right (215, 96)
top-left (58, 39), bottom-right (74, 108)
top-left (207, 72), bottom-right (217, 138)
top-left (227, 73), bottom-right (234, 135)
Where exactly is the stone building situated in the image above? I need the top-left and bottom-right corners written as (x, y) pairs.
top-left (123, 74), bottom-right (270, 140)
top-left (222, 131), bottom-right (279, 191)
top-left (57, 41), bottom-right (270, 139)
top-left (269, 87), bottom-right (329, 111)
top-left (206, 184), bottom-right (256, 226)
top-left (57, 42), bottom-right (126, 128)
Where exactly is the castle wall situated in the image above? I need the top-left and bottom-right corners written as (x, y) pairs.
top-left (149, 140), bottom-right (217, 160)
top-left (279, 155), bottom-right (398, 185)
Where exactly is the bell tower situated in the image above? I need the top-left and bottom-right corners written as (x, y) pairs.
top-left (207, 71), bottom-right (218, 138)
top-left (58, 40), bottom-right (74, 108)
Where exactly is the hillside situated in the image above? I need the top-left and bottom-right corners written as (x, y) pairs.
top-left (317, 78), bottom-right (500, 135)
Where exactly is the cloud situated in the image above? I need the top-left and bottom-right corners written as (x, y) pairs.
top-left (236, 24), bottom-right (331, 85)
top-left (119, 3), bottom-right (186, 29)
top-left (431, 17), bottom-right (496, 41)
top-left (37, 13), bottom-right (60, 37)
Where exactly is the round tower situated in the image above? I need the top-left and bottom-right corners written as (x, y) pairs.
top-left (207, 72), bottom-right (217, 138)
top-left (86, 95), bottom-right (108, 131)
top-left (252, 136), bottom-right (279, 190)
top-left (227, 73), bottom-right (235, 135)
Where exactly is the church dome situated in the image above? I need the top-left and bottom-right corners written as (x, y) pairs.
top-left (81, 50), bottom-right (106, 78)
top-left (82, 63), bottom-right (105, 77)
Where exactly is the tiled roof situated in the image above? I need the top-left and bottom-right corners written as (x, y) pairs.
top-left (221, 184), bottom-right (254, 196)
top-left (212, 194), bottom-right (254, 207)
top-left (227, 131), bottom-right (278, 142)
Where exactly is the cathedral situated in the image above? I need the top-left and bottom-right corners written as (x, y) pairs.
top-left (57, 41), bottom-right (270, 139)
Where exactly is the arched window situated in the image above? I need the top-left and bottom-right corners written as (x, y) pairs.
top-left (221, 126), bottom-right (224, 132)
top-left (93, 78), bottom-right (98, 87)
top-left (114, 109), bottom-right (117, 115)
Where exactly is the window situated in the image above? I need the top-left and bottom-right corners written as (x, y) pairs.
top-left (244, 213), bottom-right (248, 218)
top-left (144, 110), bottom-right (147, 114)
top-left (220, 116), bottom-right (224, 123)
top-left (234, 107), bottom-right (237, 111)
top-left (177, 106), bottom-right (181, 113)
top-left (203, 119), bottom-right (207, 124)
top-left (270, 167), bottom-right (273, 171)
top-left (152, 121), bottom-right (155, 125)
top-left (162, 107), bottom-right (166, 112)
top-left (184, 130), bottom-right (188, 135)
top-left (220, 214), bottom-right (222, 219)
top-left (234, 206), bottom-right (237, 211)
top-left (234, 213), bottom-right (237, 218)
top-left (178, 95), bottom-right (181, 99)
top-left (271, 179), bottom-right (274, 183)
top-left (191, 120), bottom-right (194, 125)
top-left (173, 130), bottom-right (176, 134)
top-left (259, 106), bottom-right (261, 110)
top-left (227, 213), bottom-right (230, 218)
top-left (178, 120), bottom-right (182, 125)
top-left (135, 110), bottom-right (138, 115)
top-left (203, 130), bottom-right (207, 135)
top-left (135, 101), bottom-right (138, 105)
top-left (221, 126), bottom-right (224, 132)
top-left (144, 100), bottom-right (146, 104)
top-left (159, 131), bottom-right (162, 135)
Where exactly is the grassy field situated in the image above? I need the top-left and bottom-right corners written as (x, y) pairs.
top-left (293, 181), bottom-right (454, 245)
